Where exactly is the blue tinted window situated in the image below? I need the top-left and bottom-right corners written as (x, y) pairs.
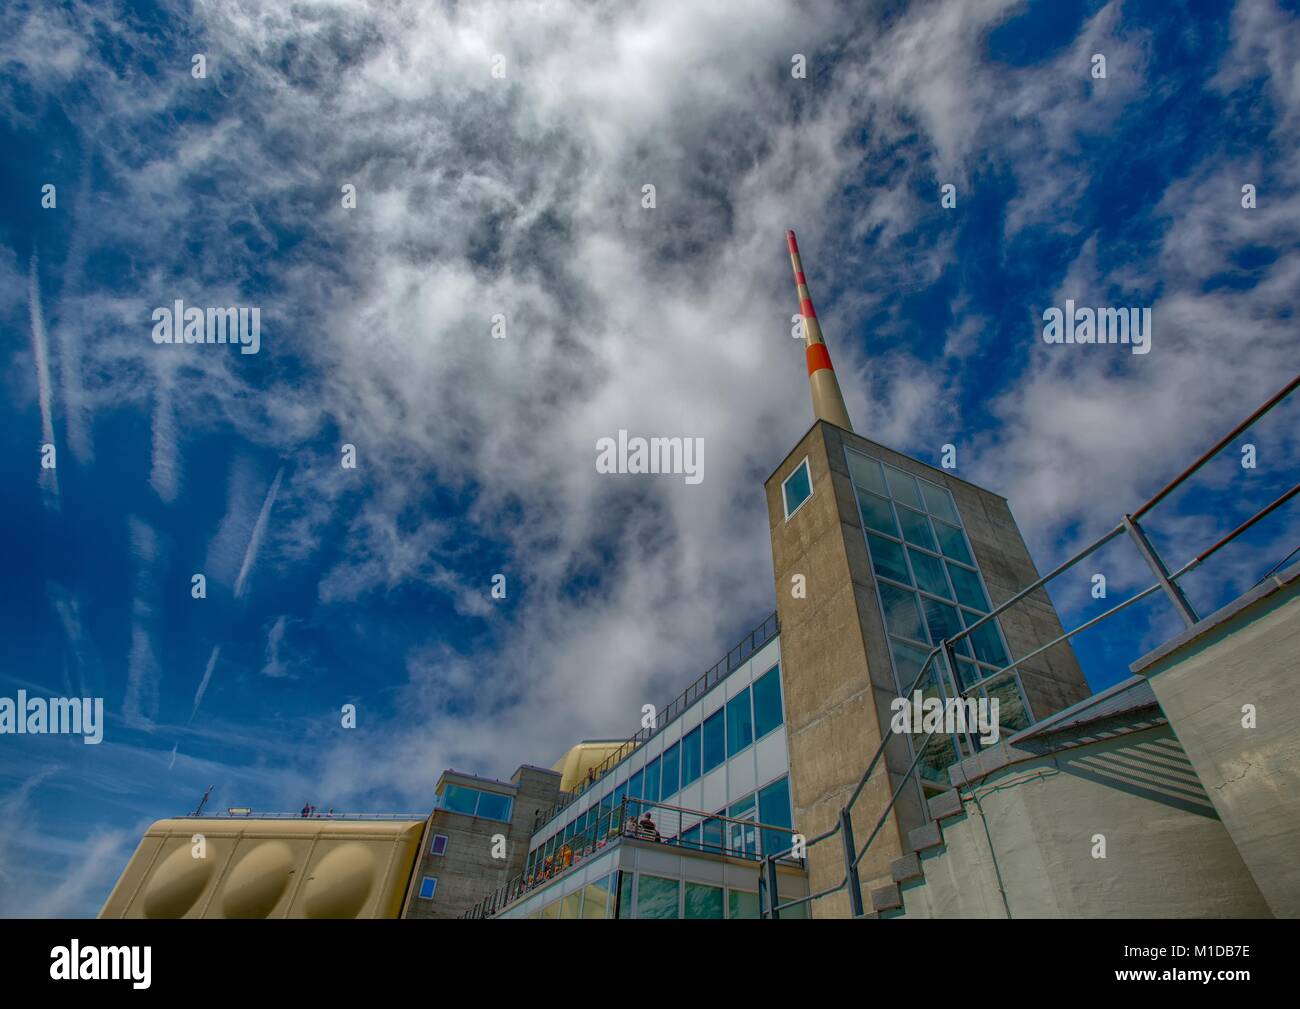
top-left (612, 780), bottom-right (627, 815)
top-left (442, 784), bottom-right (478, 815)
top-left (682, 825), bottom-right (702, 851)
top-left (680, 727), bottom-right (702, 786)
top-left (782, 459), bottom-right (813, 518)
top-left (661, 743), bottom-right (680, 799)
top-left (419, 877), bottom-right (437, 899)
top-left (726, 689), bottom-right (754, 756)
top-left (702, 710), bottom-right (725, 773)
top-left (643, 758), bottom-right (661, 803)
top-left (752, 666), bottom-right (783, 739)
top-left (476, 791), bottom-right (513, 822)
top-left (628, 770), bottom-right (643, 801)
top-left (702, 817), bottom-right (724, 853)
top-left (758, 777), bottom-right (793, 856)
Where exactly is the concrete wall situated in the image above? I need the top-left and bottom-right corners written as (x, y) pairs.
top-left (765, 422), bottom-right (1091, 918)
top-left (1132, 565), bottom-right (1300, 918)
top-left (891, 725), bottom-right (1271, 918)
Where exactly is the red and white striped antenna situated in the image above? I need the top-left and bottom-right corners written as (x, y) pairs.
top-left (786, 230), bottom-right (854, 432)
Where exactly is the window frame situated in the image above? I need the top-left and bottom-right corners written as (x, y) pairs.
top-left (429, 833), bottom-right (449, 856)
top-left (781, 457), bottom-right (814, 520)
top-left (418, 876), bottom-right (438, 900)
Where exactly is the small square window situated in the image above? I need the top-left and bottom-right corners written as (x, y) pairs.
top-left (430, 834), bottom-right (448, 856)
top-left (418, 877), bottom-right (438, 900)
top-left (782, 459), bottom-right (813, 519)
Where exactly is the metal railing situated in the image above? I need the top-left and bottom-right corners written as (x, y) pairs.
top-left (463, 796), bottom-right (802, 919)
top-left (758, 373), bottom-right (1300, 918)
top-left (178, 811), bottom-right (427, 820)
top-left (531, 611), bottom-right (781, 832)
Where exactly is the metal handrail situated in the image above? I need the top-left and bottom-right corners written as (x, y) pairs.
top-left (465, 795), bottom-right (803, 918)
top-left (532, 611), bottom-right (780, 832)
top-left (760, 373), bottom-right (1300, 918)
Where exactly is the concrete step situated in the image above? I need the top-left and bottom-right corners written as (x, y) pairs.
top-left (891, 852), bottom-right (923, 883)
top-left (908, 820), bottom-right (943, 853)
top-left (928, 788), bottom-right (963, 822)
top-left (870, 882), bottom-right (902, 912)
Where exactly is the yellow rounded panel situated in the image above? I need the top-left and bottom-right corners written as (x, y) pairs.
top-left (221, 841), bottom-right (294, 918)
top-left (142, 844), bottom-right (215, 918)
top-left (301, 843), bottom-right (377, 918)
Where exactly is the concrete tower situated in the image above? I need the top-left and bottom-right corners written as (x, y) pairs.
top-left (766, 232), bottom-right (1091, 917)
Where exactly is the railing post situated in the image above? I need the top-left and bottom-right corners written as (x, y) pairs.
top-left (1123, 514), bottom-right (1199, 626)
top-left (941, 639), bottom-right (977, 759)
top-left (839, 806), bottom-right (864, 917)
top-left (765, 855), bottom-right (782, 920)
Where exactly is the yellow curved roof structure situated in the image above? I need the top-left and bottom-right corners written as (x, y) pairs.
top-left (98, 817), bottom-right (426, 919)
top-left (552, 740), bottom-right (632, 794)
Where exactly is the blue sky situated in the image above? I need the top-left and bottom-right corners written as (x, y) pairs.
top-left (2, 0), bottom-right (1297, 917)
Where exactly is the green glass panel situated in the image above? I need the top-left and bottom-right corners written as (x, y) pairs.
top-left (896, 506), bottom-right (938, 551)
top-left (868, 533), bottom-right (911, 585)
top-left (684, 883), bottom-right (724, 919)
top-left (859, 491), bottom-right (898, 537)
top-left (879, 583), bottom-right (926, 642)
top-left (933, 519), bottom-right (974, 565)
top-left (908, 548), bottom-right (951, 599)
top-left (636, 874), bottom-right (680, 919)
top-left (847, 450), bottom-right (888, 496)
top-left (947, 563), bottom-right (989, 610)
top-left (920, 480), bottom-right (960, 523)
top-left (884, 465), bottom-right (924, 509)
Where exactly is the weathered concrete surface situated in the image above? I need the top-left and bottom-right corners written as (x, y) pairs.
top-left (1132, 564), bottom-right (1300, 918)
top-left (892, 724), bottom-right (1271, 918)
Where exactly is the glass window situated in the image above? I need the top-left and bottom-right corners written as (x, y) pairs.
top-left (430, 834), bottom-right (448, 856)
top-left (947, 562), bottom-right (989, 610)
top-left (896, 505), bottom-right (937, 551)
top-left (964, 614), bottom-right (1010, 668)
top-left (561, 889), bottom-right (583, 919)
top-left (702, 710), bottom-right (726, 773)
top-left (858, 491), bottom-right (898, 537)
top-left (847, 450), bottom-right (888, 496)
top-left (986, 677), bottom-right (1031, 734)
top-left (702, 816), bottom-right (724, 854)
top-left (583, 875), bottom-right (613, 919)
top-left (636, 875), bottom-right (680, 919)
top-left (643, 757), bottom-right (661, 803)
top-left (660, 743), bottom-right (680, 799)
top-left (442, 784), bottom-right (478, 815)
top-left (727, 795), bottom-right (758, 857)
top-left (627, 770), bottom-right (644, 802)
top-left (682, 824), bottom-right (701, 850)
top-left (726, 690), bottom-right (754, 756)
top-left (476, 791), bottom-right (513, 822)
top-left (541, 899), bottom-right (560, 919)
top-left (921, 596), bottom-right (966, 650)
top-left (884, 465), bottom-right (924, 509)
top-left (758, 777), bottom-right (793, 857)
top-left (933, 519), bottom-right (974, 565)
top-left (878, 582), bottom-right (926, 642)
top-left (890, 638), bottom-right (940, 694)
top-left (782, 459), bottom-right (813, 518)
top-left (684, 882), bottom-right (725, 919)
top-left (728, 890), bottom-right (761, 920)
top-left (908, 548), bottom-right (952, 600)
top-left (617, 872), bottom-right (633, 919)
top-left (867, 533), bottom-right (911, 585)
top-left (680, 727), bottom-right (702, 786)
top-left (921, 480), bottom-right (960, 523)
top-left (752, 666), bottom-right (784, 739)
top-left (418, 877), bottom-right (437, 900)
